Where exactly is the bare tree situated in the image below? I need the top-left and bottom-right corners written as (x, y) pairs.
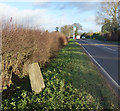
top-left (72, 23), bottom-right (82, 30)
top-left (118, 1), bottom-right (120, 29)
top-left (96, 1), bottom-right (119, 31)
top-left (60, 25), bottom-right (72, 37)
top-left (60, 23), bottom-right (82, 37)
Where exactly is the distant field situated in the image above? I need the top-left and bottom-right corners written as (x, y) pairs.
top-left (2, 39), bottom-right (119, 110)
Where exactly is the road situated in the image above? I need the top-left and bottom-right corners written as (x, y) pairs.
top-left (77, 39), bottom-right (120, 95)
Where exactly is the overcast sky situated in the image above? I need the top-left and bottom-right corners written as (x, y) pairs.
top-left (0, 0), bottom-right (105, 32)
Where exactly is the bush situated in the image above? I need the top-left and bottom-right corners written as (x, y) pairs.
top-left (91, 33), bottom-right (105, 40)
top-left (118, 30), bottom-right (120, 41)
top-left (1, 21), bottom-right (68, 90)
top-left (86, 32), bottom-right (93, 39)
top-left (103, 30), bottom-right (120, 41)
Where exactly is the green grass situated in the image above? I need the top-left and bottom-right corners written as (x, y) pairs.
top-left (2, 40), bottom-right (119, 110)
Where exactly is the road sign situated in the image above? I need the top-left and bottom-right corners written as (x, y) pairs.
top-left (73, 26), bottom-right (76, 31)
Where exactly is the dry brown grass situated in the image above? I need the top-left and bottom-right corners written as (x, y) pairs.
top-left (1, 21), bottom-right (68, 89)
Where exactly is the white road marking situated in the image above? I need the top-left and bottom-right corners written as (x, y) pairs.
top-left (105, 47), bottom-right (117, 52)
top-left (80, 40), bottom-right (118, 52)
top-left (77, 43), bottom-right (120, 91)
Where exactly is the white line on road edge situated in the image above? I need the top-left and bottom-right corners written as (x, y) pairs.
top-left (77, 43), bottom-right (120, 90)
top-left (105, 47), bottom-right (116, 52)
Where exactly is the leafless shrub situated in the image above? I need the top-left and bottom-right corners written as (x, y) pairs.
top-left (1, 20), bottom-right (67, 90)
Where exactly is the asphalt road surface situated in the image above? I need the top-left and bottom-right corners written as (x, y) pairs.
top-left (77, 39), bottom-right (120, 95)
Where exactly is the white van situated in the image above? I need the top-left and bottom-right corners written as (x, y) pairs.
top-left (76, 35), bottom-right (80, 40)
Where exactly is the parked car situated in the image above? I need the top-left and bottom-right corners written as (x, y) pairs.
top-left (81, 36), bottom-right (86, 40)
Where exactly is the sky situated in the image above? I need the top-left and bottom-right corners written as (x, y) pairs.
top-left (0, 0), bottom-right (105, 33)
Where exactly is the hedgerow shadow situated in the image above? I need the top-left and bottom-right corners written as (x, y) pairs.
top-left (2, 73), bottom-right (31, 100)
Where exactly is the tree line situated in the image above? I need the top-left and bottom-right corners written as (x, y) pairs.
top-left (56, 1), bottom-right (120, 41)
top-left (96, 1), bottom-right (120, 41)
top-left (56, 23), bottom-right (82, 37)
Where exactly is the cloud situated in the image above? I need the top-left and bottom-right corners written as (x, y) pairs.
top-left (32, 2), bottom-right (52, 8)
top-left (0, 3), bottom-right (71, 31)
top-left (0, 3), bottom-right (102, 32)
top-left (81, 16), bottom-right (96, 23)
top-left (0, 0), bottom-right (104, 2)
top-left (67, 2), bottom-right (100, 12)
top-left (83, 25), bottom-right (101, 32)
top-left (33, 2), bottom-right (67, 10)
top-left (0, 3), bottom-right (47, 26)
top-left (80, 15), bottom-right (102, 32)
top-left (33, 2), bottom-right (101, 13)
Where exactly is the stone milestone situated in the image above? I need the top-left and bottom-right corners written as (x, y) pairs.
top-left (28, 63), bottom-right (45, 93)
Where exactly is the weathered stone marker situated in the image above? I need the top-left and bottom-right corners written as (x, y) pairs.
top-left (28, 63), bottom-right (45, 93)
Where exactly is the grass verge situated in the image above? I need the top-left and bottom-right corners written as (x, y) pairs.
top-left (2, 40), bottom-right (119, 110)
